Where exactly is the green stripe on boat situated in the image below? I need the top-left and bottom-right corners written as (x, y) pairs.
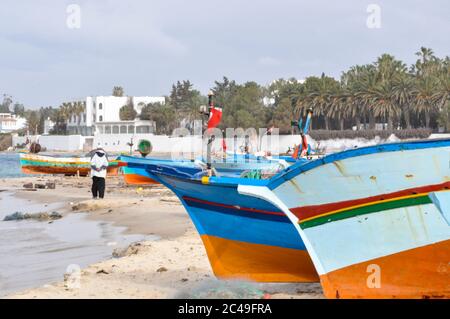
top-left (299, 195), bottom-right (433, 229)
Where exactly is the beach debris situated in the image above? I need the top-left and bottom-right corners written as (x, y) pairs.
top-left (156, 267), bottom-right (168, 273)
top-left (181, 278), bottom-right (189, 282)
top-left (160, 196), bottom-right (179, 204)
top-left (96, 269), bottom-right (109, 275)
top-left (34, 183), bottom-right (46, 189)
top-left (112, 242), bottom-right (142, 258)
top-left (71, 202), bottom-right (91, 211)
top-left (46, 182), bottom-right (56, 189)
top-left (3, 211), bottom-right (62, 222)
top-left (23, 182), bottom-right (33, 189)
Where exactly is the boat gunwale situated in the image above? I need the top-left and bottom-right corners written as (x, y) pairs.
top-left (267, 138), bottom-right (450, 190)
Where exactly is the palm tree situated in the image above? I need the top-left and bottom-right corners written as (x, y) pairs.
top-left (370, 82), bottom-right (400, 130)
top-left (433, 60), bottom-right (450, 109)
top-left (299, 73), bottom-right (339, 130)
top-left (413, 75), bottom-right (437, 128)
top-left (328, 87), bottom-right (348, 130)
top-left (113, 86), bottom-right (124, 97)
top-left (393, 73), bottom-right (415, 129)
top-left (60, 103), bottom-right (71, 121)
top-left (75, 101), bottom-right (86, 126)
top-left (346, 65), bottom-right (377, 130)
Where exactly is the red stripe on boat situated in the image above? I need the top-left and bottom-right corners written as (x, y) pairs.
top-left (291, 181), bottom-right (450, 221)
top-left (182, 196), bottom-right (285, 217)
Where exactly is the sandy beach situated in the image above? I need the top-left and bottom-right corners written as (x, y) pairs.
top-left (0, 174), bottom-right (323, 299)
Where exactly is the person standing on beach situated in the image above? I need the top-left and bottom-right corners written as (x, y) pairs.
top-left (90, 149), bottom-right (109, 199)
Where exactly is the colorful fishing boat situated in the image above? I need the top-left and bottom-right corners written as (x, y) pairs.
top-left (20, 152), bottom-right (123, 176)
top-left (119, 154), bottom-right (292, 185)
top-left (118, 156), bottom-right (192, 185)
top-left (239, 139), bottom-right (450, 298)
top-left (138, 162), bottom-right (318, 283)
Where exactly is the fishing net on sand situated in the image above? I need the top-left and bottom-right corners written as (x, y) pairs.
top-left (174, 280), bottom-right (266, 299)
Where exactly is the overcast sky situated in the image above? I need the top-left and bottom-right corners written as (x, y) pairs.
top-left (1, 0), bottom-right (449, 108)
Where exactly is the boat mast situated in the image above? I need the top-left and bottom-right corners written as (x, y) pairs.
top-left (206, 91), bottom-right (215, 175)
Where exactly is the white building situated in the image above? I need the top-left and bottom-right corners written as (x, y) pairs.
top-left (0, 113), bottom-right (27, 133)
top-left (66, 96), bottom-right (165, 136)
top-left (43, 118), bottom-right (55, 135)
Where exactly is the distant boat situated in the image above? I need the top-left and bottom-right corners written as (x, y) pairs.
top-left (240, 139), bottom-right (450, 298)
top-left (20, 152), bottom-right (123, 176)
top-left (140, 162), bottom-right (318, 283)
top-left (118, 156), bottom-right (193, 185)
top-left (119, 154), bottom-right (293, 185)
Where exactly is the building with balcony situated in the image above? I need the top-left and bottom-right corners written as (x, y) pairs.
top-left (66, 96), bottom-right (165, 136)
top-left (0, 113), bottom-right (27, 133)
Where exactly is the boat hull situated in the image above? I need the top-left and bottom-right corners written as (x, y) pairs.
top-left (152, 172), bottom-right (318, 283)
top-left (240, 139), bottom-right (450, 298)
top-left (320, 239), bottom-right (450, 299)
top-left (20, 153), bottom-right (120, 176)
top-left (121, 167), bottom-right (159, 185)
top-left (201, 234), bottom-right (317, 282)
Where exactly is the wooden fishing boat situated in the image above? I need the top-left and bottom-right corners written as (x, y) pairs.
top-left (135, 162), bottom-right (318, 283)
top-left (20, 152), bottom-right (122, 176)
top-left (118, 155), bottom-right (198, 185)
top-left (239, 139), bottom-right (450, 298)
top-left (119, 153), bottom-right (296, 186)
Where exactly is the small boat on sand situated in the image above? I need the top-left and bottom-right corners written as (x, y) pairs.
top-left (20, 152), bottom-right (123, 176)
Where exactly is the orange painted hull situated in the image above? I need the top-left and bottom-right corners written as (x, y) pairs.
top-left (201, 235), bottom-right (319, 283)
top-left (22, 165), bottom-right (119, 177)
top-left (320, 239), bottom-right (450, 299)
top-left (22, 165), bottom-right (90, 176)
top-left (107, 166), bottom-right (119, 176)
top-left (123, 173), bottom-right (159, 185)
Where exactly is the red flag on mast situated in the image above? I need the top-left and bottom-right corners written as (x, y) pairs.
top-left (207, 106), bottom-right (222, 131)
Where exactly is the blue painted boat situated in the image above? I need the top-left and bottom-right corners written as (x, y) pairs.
top-left (239, 138), bottom-right (450, 298)
top-left (119, 154), bottom-right (292, 185)
top-left (140, 162), bottom-right (318, 282)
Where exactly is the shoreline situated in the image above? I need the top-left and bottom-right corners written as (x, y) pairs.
top-left (1, 176), bottom-right (323, 299)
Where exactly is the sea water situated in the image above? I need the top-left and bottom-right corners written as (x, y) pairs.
top-left (0, 153), bottom-right (24, 178)
top-left (0, 192), bottom-right (158, 297)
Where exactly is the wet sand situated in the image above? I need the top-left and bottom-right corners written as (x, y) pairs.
top-left (0, 176), bottom-right (323, 299)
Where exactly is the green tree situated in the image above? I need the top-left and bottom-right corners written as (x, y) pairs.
top-left (112, 86), bottom-right (124, 97)
top-left (13, 103), bottom-right (25, 116)
top-left (119, 100), bottom-right (137, 121)
top-left (298, 74), bottom-right (340, 130)
top-left (270, 97), bottom-right (295, 133)
top-left (25, 110), bottom-right (41, 135)
top-left (0, 94), bottom-right (13, 113)
top-left (222, 81), bottom-right (267, 129)
top-left (169, 80), bottom-right (206, 127)
top-left (391, 71), bottom-right (415, 129)
top-left (140, 103), bottom-right (176, 134)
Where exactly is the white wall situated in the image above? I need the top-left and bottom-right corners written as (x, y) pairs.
top-left (95, 96), bottom-right (128, 123)
top-left (12, 133), bottom-right (450, 154)
top-left (93, 134), bottom-right (204, 154)
top-left (93, 133), bottom-right (299, 155)
top-left (12, 135), bottom-right (85, 152)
